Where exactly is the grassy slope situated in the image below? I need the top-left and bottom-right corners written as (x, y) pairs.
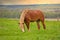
top-left (0, 18), bottom-right (60, 40)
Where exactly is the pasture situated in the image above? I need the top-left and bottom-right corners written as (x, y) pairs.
top-left (0, 18), bottom-right (60, 40)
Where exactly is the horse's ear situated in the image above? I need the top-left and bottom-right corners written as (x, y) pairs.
top-left (18, 23), bottom-right (20, 24)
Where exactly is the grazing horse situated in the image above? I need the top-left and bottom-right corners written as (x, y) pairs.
top-left (19, 9), bottom-right (46, 32)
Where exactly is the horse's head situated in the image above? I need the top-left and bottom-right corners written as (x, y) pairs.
top-left (18, 22), bottom-right (25, 32)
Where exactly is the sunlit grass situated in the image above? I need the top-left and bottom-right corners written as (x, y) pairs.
top-left (0, 18), bottom-right (60, 40)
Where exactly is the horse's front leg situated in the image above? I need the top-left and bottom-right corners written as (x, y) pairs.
top-left (25, 21), bottom-right (30, 32)
top-left (36, 21), bottom-right (40, 30)
top-left (41, 21), bottom-right (46, 29)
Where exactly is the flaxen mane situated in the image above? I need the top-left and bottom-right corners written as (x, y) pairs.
top-left (19, 9), bottom-right (28, 24)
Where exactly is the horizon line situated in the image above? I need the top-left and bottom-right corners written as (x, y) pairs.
top-left (0, 4), bottom-right (60, 5)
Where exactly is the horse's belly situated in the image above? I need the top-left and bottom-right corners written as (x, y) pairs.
top-left (30, 18), bottom-right (39, 21)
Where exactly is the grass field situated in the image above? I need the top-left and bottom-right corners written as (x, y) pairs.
top-left (0, 18), bottom-right (60, 40)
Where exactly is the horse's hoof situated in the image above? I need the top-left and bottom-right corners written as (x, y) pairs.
top-left (22, 29), bottom-right (25, 32)
top-left (22, 31), bottom-right (25, 32)
top-left (28, 29), bottom-right (30, 32)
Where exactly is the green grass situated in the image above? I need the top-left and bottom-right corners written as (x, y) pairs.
top-left (0, 18), bottom-right (60, 40)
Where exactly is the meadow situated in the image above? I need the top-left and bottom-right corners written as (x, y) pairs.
top-left (0, 18), bottom-right (60, 40)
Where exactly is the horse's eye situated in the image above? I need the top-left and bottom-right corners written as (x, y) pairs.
top-left (22, 23), bottom-right (24, 24)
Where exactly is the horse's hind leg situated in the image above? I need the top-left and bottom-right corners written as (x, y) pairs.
top-left (36, 21), bottom-right (40, 30)
top-left (41, 20), bottom-right (46, 29)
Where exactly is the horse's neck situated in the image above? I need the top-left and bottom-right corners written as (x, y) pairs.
top-left (20, 10), bottom-right (28, 23)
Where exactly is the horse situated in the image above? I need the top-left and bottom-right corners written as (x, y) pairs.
top-left (19, 9), bottom-right (46, 32)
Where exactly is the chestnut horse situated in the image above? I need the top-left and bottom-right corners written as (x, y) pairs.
top-left (19, 9), bottom-right (46, 32)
